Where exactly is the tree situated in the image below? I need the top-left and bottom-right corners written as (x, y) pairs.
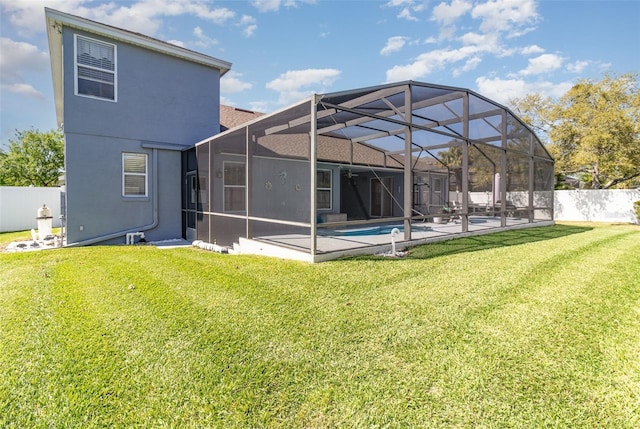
top-left (0, 129), bottom-right (64, 187)
top-left (511, 73), bottom-right (640, 189)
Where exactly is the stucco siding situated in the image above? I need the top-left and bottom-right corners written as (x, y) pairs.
top-left (60, 26), bottom-right (221, 245)
top-left (64, 134), bottom-right (182, 244)
top-left (62, 28), bottom-right (220, 145)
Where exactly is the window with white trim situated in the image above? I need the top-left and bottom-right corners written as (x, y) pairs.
top-left (317, 169), bottom-right (332, 210)
top-left (123, 153), bottom-right (147, 197)
top-left (223, 162), bottom-right (245, 212)
top-left (75, 35), bottom-right (116, 101)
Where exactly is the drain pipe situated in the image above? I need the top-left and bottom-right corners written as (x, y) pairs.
top-left (66, 148), bottom-right (159, 247)
top-left (390, 227), bottom-right (401, 255)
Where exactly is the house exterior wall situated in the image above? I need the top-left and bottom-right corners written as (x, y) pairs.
top-left (62, 28), bottom-right (220, 144)
top-left (60, 27), bottom-right (221, 244)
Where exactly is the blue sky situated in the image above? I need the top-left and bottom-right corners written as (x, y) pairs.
top-left (1, 0), bottom-right (638, 148)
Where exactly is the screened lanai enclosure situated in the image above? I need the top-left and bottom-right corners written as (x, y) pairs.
top-left (193, 81), bottom-right (554, 261)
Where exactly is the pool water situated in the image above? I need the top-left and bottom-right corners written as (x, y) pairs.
top-left (321, 224), bottom-right (431, 237)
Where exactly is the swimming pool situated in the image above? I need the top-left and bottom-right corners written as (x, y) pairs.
top-left (319, 224), bottom-right (432, 237)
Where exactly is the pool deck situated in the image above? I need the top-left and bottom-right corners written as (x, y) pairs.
top-left (237, 217), bottom-right (548, 262)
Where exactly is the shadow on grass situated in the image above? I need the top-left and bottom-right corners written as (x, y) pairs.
top-left (350, 224), bottom-right (593, 261)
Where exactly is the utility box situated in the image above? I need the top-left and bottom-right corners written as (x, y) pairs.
top-left (37, 204), bottom-right (53, 239)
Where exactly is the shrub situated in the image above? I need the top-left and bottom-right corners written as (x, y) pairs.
top-left (634, 200), bottom-right (640, 221)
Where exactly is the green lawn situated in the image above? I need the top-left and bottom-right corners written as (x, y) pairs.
top-left (1, 223), bottom-right (639, 428)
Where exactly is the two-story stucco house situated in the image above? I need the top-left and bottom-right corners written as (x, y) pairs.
top-left (45, 8), bottom-right (231, 246)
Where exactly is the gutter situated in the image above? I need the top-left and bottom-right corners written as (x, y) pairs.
top-left (65, 148), bottom-right (159, 247)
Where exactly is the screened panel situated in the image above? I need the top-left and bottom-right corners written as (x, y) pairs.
top-left (533, 139), bottom-right (552, 159)
top-left (210, 215), bottom-right (246, 247)
top-left (410, 84), bottom-right (458, 106)
top-left (413, 129), bottom-right (460, 150)
top-left (506, 152), bottom-right (531, 220)
top-left (469, 93), bottom-right (498, 117)
top-left (196, 143), bottom-right (209, 212)
top-left (468, 114), bottom-right (502, 144)
top-left (248, 102), bottom-right (311, 223)
top-left (250, 221), bottom-right (312, 252)
top-left (196, 213), bottom-right (209, 242)
top-left (356, 91), bottom-right (406, 113)
top-left (212, 127), bottom-right (247, 156)
top-left (210, 127), bottom-right (246, 215)
top-left (468, 144), bottom-right (497, 193)
top-left (414, 103), bottom-right (459, 124)
top-left (317, 135), bottom-right (352, 163)
top-left (353, 138), bottom-right (393, 166)
top-left (533, 160), bottom-right (554, 221)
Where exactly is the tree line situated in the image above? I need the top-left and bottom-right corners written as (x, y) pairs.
top-left (0, 129), bottom-right (64, 187)
top-left (510, 73), bottom-right (639, 189)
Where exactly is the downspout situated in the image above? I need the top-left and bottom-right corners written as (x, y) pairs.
top-left (65, 148), bottom-right (159, 247)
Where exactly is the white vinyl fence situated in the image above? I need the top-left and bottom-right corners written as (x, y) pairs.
top-left (2, 187), bottom-right (638, 233)
top-left (554, 189), bottom-right (640, 223)
top-left (0, 186), bottom-right (63, 232)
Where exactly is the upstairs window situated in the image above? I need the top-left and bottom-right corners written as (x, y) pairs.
top-left (123, 153), bottom-right (147, 197)
top-left (75, 35), bottom-right (116, 101)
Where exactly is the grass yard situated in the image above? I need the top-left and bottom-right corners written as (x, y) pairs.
top-left (1, 223), bottom-right (639, 428)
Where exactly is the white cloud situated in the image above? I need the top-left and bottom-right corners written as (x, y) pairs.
top-left (475, 75), bottom-right (573, 104)
top-left (252, 0), bottom-right (282, 13)
top-left (521, 44), bottom-right (544, 55)
top-left (193, 27), bottom-right (218, 48)
top-left (0, 0), bottom-right (85, 36)
top-left (251, 0), bottom-right (315, 13)
top-left (385, 39), bottom-right (503, 82)
top-left (0, 83), bottom-right (45, 100)
top-left (0, 0), bottom-right (235, 37)
top-left (239, 15), bottom-right (258, 37)
top-left (0, 38), bottom-right (49, 82)
top-left (453, 56), bottom-right (482, 76)
top-left (459, 31), bottom-right (501, 52)
top-left (471, 0), bottom-right (539, 37)
top-left (398, 7), bottom-right (419, 21)
top-left (386, 0), bottom-right (425, 21)
top-left (437, 25), bottom-right (458, 41)
top-left (381, 36), bottom-right (409, 56)
top-left (221, 71), bottom-right (253, 94)
top-left (266, 68), bottom-right (341, 105)
top-left (567, 60), bottom-right (590, 74)
top-left (386, 0), bottom-right (414, 6)
top-left (519, 53), bottom-right (564, 76)
top-left (431, 0), bottom-right (472, 25)
top-left (248, 100), bottom-right (271, 112)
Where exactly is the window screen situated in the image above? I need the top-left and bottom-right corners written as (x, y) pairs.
top-left (123, 153), bottom-right (147, 197)
top-left (76, 35), bottom-right (116, 100)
